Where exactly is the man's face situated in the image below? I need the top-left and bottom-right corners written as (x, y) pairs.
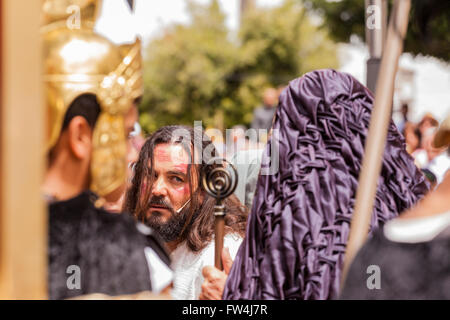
top-left (263, 88), bottom-right (278, 107)
top-left (141, 143), bottom-right (199, 241)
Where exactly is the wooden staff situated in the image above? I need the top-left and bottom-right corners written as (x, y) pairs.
top-left (202, 158), bottom-right (238, 270)
top-left (341, 0), bottom-right (411, 287)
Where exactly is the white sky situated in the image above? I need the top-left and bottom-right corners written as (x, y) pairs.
top-left (338, 40), bottom-right (450, 123)
top-left (95, 0), bottom-right (450, 123)
top-left (95, 0), bottom-right (283, 46)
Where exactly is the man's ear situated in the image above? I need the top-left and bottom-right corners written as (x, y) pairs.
top-left (67, 116), bottom-right (93, 160)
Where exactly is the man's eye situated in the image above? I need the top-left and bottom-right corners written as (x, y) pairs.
top-left (171, 176), bottom-right (184, 183)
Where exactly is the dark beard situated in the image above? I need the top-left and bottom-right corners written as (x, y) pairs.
top-left (140, 196), bottom-right (196, 243)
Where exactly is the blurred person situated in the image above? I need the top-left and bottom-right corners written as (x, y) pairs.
top-left (412, 126), bottom-right (439, 168)
top-left (201, 69), bottom-right (429, 300)
top-left (403, 122), bottom-right (420, 154)
top-left (423, 127), bottom-right (443, 162)
top-left (124, 125), bottom-right (248, 300)
top-left (41, 1), bottom-right (171, 299)
top-left (277, 84), bottom-right (287, 98)
top-left (102, 104), bottom-right (141, 213)
top-left (434, 113), bottom-right (450, 150)
top-left (130, 121), bottom-right (146, 151)
top-left (396, 103), bottom-right (409, 134)
top-left (340, 119), bottom-right (450, 299)
top-left (418, 113), bottom-right (439, 136)
top-left (225, 125), bottom-right (246, 159)
top-left (230, 148), bottom-right (263, 209)
top-left (251, 87), bottom-right (279, 141)
top-left (426, 116), bottom-right (450, 185)
top-left (229, 111), bottom-right (281, 210)
top-left (413, 125), bottom-right (449, 180)
top-left (205, 127), bottom-right (225, 158)
top-left (102, 108), bottom-right (147, 213)
top-left (225, 125), bottom-right (251, 160)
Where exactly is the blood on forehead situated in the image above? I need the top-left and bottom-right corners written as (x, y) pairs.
top-left (153, 143), bottom-right (190, 173)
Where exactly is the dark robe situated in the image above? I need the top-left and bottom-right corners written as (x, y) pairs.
top-left (223, 69), bottom-right (430, 300)
top-left (340, 224), bottom-right (450, 299)
top-left (48, 190), bottom-right (170, 300)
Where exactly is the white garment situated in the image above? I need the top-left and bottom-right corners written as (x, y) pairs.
top-left (384, 210), bottom-right (450, 243)
top-left (137, 222), bottom-right (174, 293)
top-left (412, 149), bottom-right (428, 168)
top-left (170, 233), bottom-right (242, 300)
top-left (144, 247), bottom-right (173, 294)
top-left (426, 152), bottom-right (450, 184)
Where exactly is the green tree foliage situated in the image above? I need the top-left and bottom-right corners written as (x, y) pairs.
top-left (305, 0), bottom-right (450, 61)
top-left (140, 0), bottom-right (338, 133)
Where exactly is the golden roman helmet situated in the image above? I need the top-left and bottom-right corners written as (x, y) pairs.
top-left (42, 0), bottom-right (143, 196)
top-left (433, 114), bottom-right (450, 149)
top-left (42, 0), bottom-right (101, 32)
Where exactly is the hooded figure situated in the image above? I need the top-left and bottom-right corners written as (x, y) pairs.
top-left (223, 69), bottom-right (429, 300)
top-left (340, 114), bottom-right (450, 300)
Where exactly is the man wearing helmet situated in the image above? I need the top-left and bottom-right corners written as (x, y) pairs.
top-left (40, 0), bottom-right (172, 299)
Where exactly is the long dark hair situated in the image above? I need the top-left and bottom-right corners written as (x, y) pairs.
top-left (124, 125), bottom-right (248, 252)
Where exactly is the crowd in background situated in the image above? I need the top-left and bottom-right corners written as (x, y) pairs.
top-left (399, 104), bottom-right (450, 187)
top-left (204, 91), bottom-right (450, 192)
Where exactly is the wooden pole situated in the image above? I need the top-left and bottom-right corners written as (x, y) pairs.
top-left (214, 211), bottom-right (225, 270)
top-left (202, 159), bottom-right (238, 271)
top-left (341, 0), bottom-right (411, 287)
top-left (365, 0), bottom-right (388, 93)
top-left (0, 0), bottom-right (47, 299)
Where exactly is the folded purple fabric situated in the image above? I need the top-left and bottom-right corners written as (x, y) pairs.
top-left (223, 69), bottom-right (429, 300)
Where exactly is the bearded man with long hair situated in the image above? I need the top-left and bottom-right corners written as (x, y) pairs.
top-left (124, 125), bottom-right (248, 300)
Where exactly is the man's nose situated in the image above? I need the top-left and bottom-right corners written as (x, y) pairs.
top-left (152, 177), bottom-right (168, 197)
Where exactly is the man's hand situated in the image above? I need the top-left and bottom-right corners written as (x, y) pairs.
top-left (199, 247), bottom-right (233, 300)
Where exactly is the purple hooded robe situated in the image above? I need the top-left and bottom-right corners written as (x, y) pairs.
top-left (223, 69), bottom-right (429, 300)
